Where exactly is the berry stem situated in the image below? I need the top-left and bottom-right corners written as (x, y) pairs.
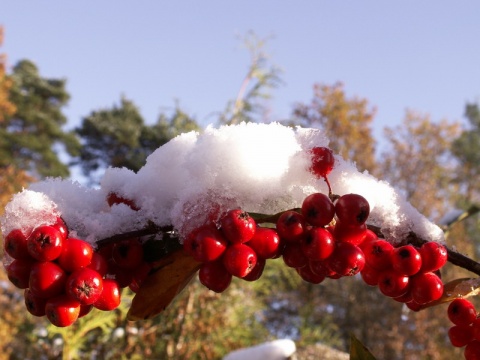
top-left (249, 209), bottom-right (301, 224)
top-left (324, 176), bottom-right (333, 198)
top-left (96, 222), bottom-right (173, 247)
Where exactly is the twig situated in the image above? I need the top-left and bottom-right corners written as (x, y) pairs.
top-left (368, 224), bottom-right (480, 276)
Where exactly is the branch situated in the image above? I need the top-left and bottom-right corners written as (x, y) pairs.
top-left (95, 215), bottom-right (480, 277)
top-left (368, 224), bottom-right (480, 276)
top-left (96, 222), bottom-right (173, 247)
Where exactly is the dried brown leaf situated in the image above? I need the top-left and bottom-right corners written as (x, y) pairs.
top-left (419, 277), bottom-right (480, 310)
top-left (127, 248), bottom-right (201, 321)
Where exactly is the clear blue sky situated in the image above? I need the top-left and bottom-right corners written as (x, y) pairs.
top-left (2, 1), bottom-right (480, 149)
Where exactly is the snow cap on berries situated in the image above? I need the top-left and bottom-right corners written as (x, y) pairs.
top-left (2, 122), bottom-right (444, 246)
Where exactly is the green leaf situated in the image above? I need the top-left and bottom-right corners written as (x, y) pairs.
top-left (350, 334), bottom-right (377, 360)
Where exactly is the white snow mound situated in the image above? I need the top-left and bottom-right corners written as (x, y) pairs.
top-left (223, 339), bottom-right (296, 360)
top-left (1, 122), bottom-right (444, 245)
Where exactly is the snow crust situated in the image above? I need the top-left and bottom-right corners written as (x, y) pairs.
top-left (222, 339), bottom-right (296, 360)
top-left (1, 122), bottom-right (444, 245)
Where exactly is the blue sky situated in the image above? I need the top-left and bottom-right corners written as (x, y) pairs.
top-left (2, 1), bottom-right (480, 150)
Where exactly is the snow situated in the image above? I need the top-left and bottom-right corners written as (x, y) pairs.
top-left (1, 122), bottom-right (445, 246)
top-left (222, 339), bottom-right (296, 360)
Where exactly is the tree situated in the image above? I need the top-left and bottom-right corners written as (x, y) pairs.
top-left (0, 27), bottom-right (31, 211)
top-left (219, 32), bottom-right (283, 125)
top-left (379, 109), bottom-right (461, 221)
top-left (76, 97), bottom-right (146, 175)
top-left (0, 59), bottom-right (80, 179)
top-left (76, 98), bottom-right (200, 180)
top-left (0, 26), bottom-right (16, 123)
top-left (451, 102), bottom-right (480, 203)
top-left (292, 82), bottom-right (377, 174)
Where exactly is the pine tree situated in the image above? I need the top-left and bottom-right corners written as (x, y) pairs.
top-left (1, 59), bottom-right (80, 178)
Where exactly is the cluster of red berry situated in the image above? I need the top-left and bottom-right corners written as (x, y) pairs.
top-left (448, 298), bottom-right (480, 359)
top-left (3, 216), bottom-right (150, 327)
top-left (360, 235), bottom-right (446, 307)
top-left (2, 145), bottom-right (476, 359)
top-left (182, 147), bottom-right (449, 308)
top-left (183, 208), bottom-right (272, 292)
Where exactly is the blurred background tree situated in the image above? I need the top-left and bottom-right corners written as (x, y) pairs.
top-left (75, 98), bottom-right (200, 183)
top-left (219, 32), bottom-right (283, 125)
top-left (292, 82), bottom-right (377, 174)
top-left (0, 59), bottom-right (80, 179)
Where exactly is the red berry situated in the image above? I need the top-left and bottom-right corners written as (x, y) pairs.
top-left (78, 304), bottom-right (94, 318)
top-left (6, 258), bottom-right (34, 289)
top-left (96, 242), bottom-right (114, 261)
top-left (300, 226), bottom-right (335, 261)
top-left (94, 279), bottom-right (121, 311)
top-left (220, 209), bottom-right (256, 244)
top-left (106, 192), bottom-right (139, 211)
top-left (392, 291), bottom-right (413, 304)
top-left (223, 243), bottom-right (258, 278)
top-left (328, 242), bottom-right (365, 276)
top-left (58, 238), bottom-right (94, 272)
top-left (107, 260), bottom-right (134, 288)
top-left (282, 242), bottom-right (309, 268)
top-left (309, 146), bottom-right (335, 178)
top-left (243, 257), bottom-right (266, 282)
top-left (308, 259), bottom-right (330, 277)
top-left (448, 298), bottom-right (477, 326)
top-left (377, 269), bottom-right (410, 298)
top-left (419, 242), bottom-right (448, 273)
top-left (448, 324), bottom-right (474, 347)
top-left (45, 295), bottom-right (81, 327)
top-left (301, 193), bottom-right (335, 227)
top-left (276, 211), bottom-right (307, 243)
top-left (405, 300), bottom-right (422, 312)
top-left (391, 245), bottom-right (422, 276)
top-left (332, 221), bottom-right (367, 246)
top-left (199, 260), bottom-right (232, 293)
top-left (29, 261), bottom-right (68, 299)
top-left (184, 224), bottom-right (228, 263)
top-left (360, 262), bottom-right (381, 286)
top-left (296, 265), bottom-right (326, 284)
top-left (24, 288), bottom-right (47, 317)
top-left (52, 216), bottom-right (69, 239)
top-left (473, 318), bottom-right (480, 341)
top-left (362, 239), bottom-right (394, 271)
top-left (66, 268), bottom-right (104, 305)
top-left (4, 229), bottom-right (31, 260)
top-left (27, 225), bottom-right (65, 262)
top-left (361, 229), bottom-right (378, 245)
top-left (128, 262), bottom-right (153, 293)
top-left (87, 252), bottom-right (109, 277)
top-left (247, 227), bottom-right (282, 259)
top-left (335, 193), bottom-right (370, 226)
top-left (465, 340), bottom-right (480, 360)
top-left (112, 238), bottom-right (144, 270)
top-left (223, 244), bottom-right (257, 278)
top-left (409, 272), bottom-right (443, 305)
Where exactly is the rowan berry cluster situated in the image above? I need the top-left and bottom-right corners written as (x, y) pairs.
top-left (183, 147), bottom-right (449, 310)
top-left (447, 298), bottom-right (480, 359)
top-left (4, 215), bottom-right (150, 327)
top-left (2, 145), bottom-right (477, 360)
top-left (361, 234), bottom-right (446, 305)
top-left (183, 208), bottom-right (275, 292)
